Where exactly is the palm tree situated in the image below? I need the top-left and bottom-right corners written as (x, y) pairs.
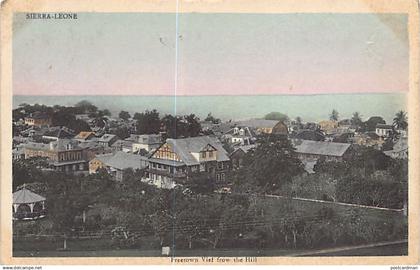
top-left (329, 109), bottom-right (339, 121)
top-left (393, 110), bottom-right (408, 130)
top-left (351, 112), bottom-right (363, 127)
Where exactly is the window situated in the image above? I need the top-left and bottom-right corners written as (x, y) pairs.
top-left (208, 151), bottom-right (213, 158)
top-left (201, 152), bottom-right (206, 158)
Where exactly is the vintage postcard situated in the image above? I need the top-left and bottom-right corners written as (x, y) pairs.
top-left (0, 0), bottom-right (419, 266)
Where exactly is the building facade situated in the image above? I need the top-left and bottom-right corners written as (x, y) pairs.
top-left (145, 136), bottom-right (231, 189)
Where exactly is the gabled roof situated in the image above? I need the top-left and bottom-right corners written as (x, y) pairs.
top-left (164, 136), bottom-right (230, 166)
top-left (99, 134), bottom-right (118, 142)
top-left (43, 127), bottom-right (75, 139)
top-left (25, 139), bottom-right (82, 151)
top-left (75, 131), bottom-right (95, 140)
top-left (13, 187), bottom-right (45, 204)
top-left (293, 139), bottom-right (351, 157)
top-left (95, 151), bottom-right (148, 170)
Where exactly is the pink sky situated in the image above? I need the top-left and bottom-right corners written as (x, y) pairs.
top-left (13, 13), bottom-right (408, 96)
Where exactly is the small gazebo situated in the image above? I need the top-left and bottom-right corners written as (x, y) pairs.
top-left (12, 185), bottom-right (47, 220)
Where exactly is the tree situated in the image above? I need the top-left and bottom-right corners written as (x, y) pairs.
top-left (12, 157), bottom-right (49, 190)
top-left (136, 110), bottom-right (161, 134)
top-left (205, 113), bottom-right (221, 124)
top-left (393, 110), bottom-right (408, 130)
top-left (74, 100), bottom-right (97, 113)
top-left (264, 112), bottom-right (289, 122)
top-left (113, 126), bottom-right (130, 140)
top-left (232, 135), bottom-right (304, 193)
top-left (329, 109), bottom-right (339, 121)
top-left (351, 112), bottom-right (363, 127)
top-left (102, 109), bottom-right (111, 117)
top-left (363, 116), bottom-right (386, 132)
top-left (119, 111), bottom-right (131, 121)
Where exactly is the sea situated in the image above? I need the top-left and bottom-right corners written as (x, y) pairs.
top-left (13, 93), bottom-right (407, 124)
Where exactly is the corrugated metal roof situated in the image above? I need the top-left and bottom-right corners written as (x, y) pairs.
top-left (293, 139), bottom-right (350, 157)
top-left (165, 136), bottom-right (230, 166)
top-left (96, 151), bottom-right (148, 170)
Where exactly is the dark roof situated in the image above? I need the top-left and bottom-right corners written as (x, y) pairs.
top-left (293, 139), bottom-right (351, 157)
top-left (295, 130), bottom-right (325, 141)
top-left (99, 134), bottom-right (118, 143)
top-left (43, 127), bottom-right (75, 139)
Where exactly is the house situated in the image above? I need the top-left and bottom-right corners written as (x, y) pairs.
top-left (223, 126), bottom-right (256, 146)
top-left (353, 132), bottom-right (384, 149)
top-left (74, 131), bottom-right (96, 141)
top-left (271, 121), bottom-right (289, 136)
top-left (235, 119), bottom-right (280, 134)
top-left (89, 151), bottom-right (148, 181)
top-left (12, 144), bottom-right (26, 160)
top-left (146, 136), bottom-right (231, 189)
top-left (230, 144), bottom-right (257, 170)
top-left (293, 130), bottom-right (325, 141)
top-left (78, 140), bottom-right (113, 161)
top-left (383, 136), bottom-right (408, 159)
top-left (24, 112), bottom-right (52, 127)
top-left (130, 134), bottom-right (163, 153)
top-left (24, 139), bottom-right (88, 173)
top-left (42, 126), bottom-right (75, 141)
top-left (98, 134), bottom-right (119, 147)
top-left (293, 139), bottom-right (351, 162)
top-left (319, 120), bottom-right (339, 135)
top-left (111, 139), bottom-right (134, 153)
top-left (376, 124), bottom-right (393, 137)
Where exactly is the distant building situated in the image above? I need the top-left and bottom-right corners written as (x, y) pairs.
top-left (376, 124), bottom-right (393, 137)
top-left (230, 144), bottom-right (256, 170)
top-left (293, 139), bottom-right (351, 163)
top-left (146, 136), bottom-right (231, 189)
top-left (42, 126), bottom-right (75, 141)
top-left (12, 143), bottom-right (26, 160)
top-left (293, 130), bottom-right (325, 141)
top-left (24, 139), bottom-right (88, 173)
top-left (74, 131), bottom-right (96, 141)
top-left (24, 112), bottom-right (52, 127)
top-left (111, 139), bottom-right (134, 153)
top-left (223, 126), bottom-right (255, 146)
top-left (130, 134), bottom-right (163, 153)
top-left (235, 119), bottom-right (280, 134)
top-left (271, 121), bottom-right (289, 136)
top-left (319, 120), bottom-right (339, 135)
top-left (383, 136), bottom-right (408, 159)
top-left (78, 140), bottom-right (113, 161)
top-left (353, 132), bottom-right (385, 149)
top-left (98, 134), bottom-right (119, 147)
top-left (89, 151), bottom-right (148, 181)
